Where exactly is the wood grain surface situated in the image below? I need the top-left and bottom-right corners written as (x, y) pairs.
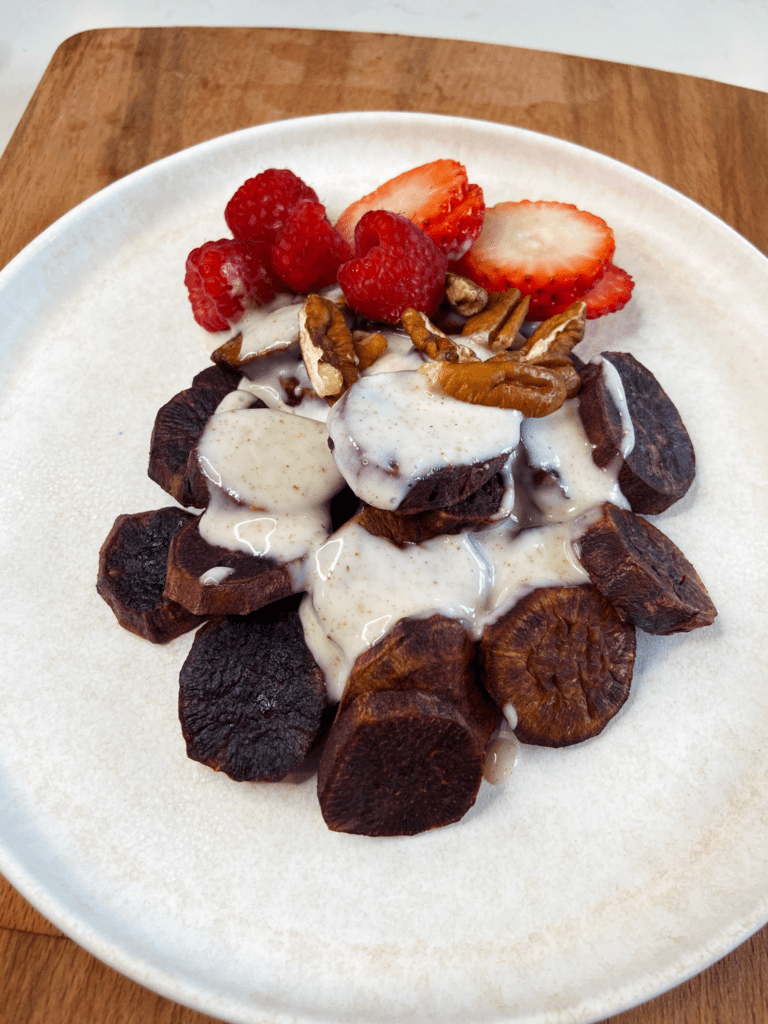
top-left (1, 25), bottom-right (767, 1024)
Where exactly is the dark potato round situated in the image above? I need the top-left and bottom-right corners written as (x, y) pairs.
top-left (480, 584), bottom-right (636, 746)
top-left (164, 516), bottom-right (296, 617)
top-left (147, 362), bottom-right (244, 508)
top-left (318, 689), bottom-right (486, 836)
top-left (97, 507), bottom-right (206, 643)
top-left (179, 601), bottom-right (327, 782)
top-left (356, 472), bottom-right (505, 546)
top-left (578, 503), bottom-right (717, 634)
top-left (578, 351), bottom-right (695, 514)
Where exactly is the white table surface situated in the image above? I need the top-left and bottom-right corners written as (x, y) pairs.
top-left (2, 0), bottom-right (767, 161)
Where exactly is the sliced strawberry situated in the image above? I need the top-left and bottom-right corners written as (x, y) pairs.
top-left (185, 239), bottom-right (277, 332)
top-left (335, 160), bottom-right (485, 260)
top-left (455, 201), bottom-right (615, 320)
top-left (582, 263), bottom-right (634, 319)
top-left (271, 199), bottom-right (352, 293)
top-left (337, 210), bottom-right (447, 323)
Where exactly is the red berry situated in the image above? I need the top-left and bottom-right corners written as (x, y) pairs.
top-left (270, 200), bottom-right (352, 293)
top-left (583, 263), bottom-right (635, 319)
top-left (335, 159), bottom-right (485, 260)
top-left (455, 200), bottom-right (615, 320)
top-left (225, 169), bottom-right (319, 244)
top-left (337, 210), bottom-right (448, 323)
top-left (184, 239), bottom-right (277, 332)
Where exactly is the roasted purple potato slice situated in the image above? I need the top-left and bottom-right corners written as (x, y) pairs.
top-left (480, 584), bottom-right (636, 746)
top-left (578, 503), bottom-right (717, 634)
top-left (97, 507), bottom-right (206, 643)
top-left (179, 599), bottom-right (327, 782)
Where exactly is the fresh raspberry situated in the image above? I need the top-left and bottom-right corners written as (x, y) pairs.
top-left (335, 159), bottom-right (485, 260)
top-left (583, 263), bottom-right (635, 319)
top-left (184, 239), bottom-right (277, 332)
top-left (455, 200), bottom-right (615, 320)
top-left (337, 210), bottom-right (448, 323)
top-left (225, 169), bottom-right (319, 244)
top-left (270, 199), bottom-right (352, 293)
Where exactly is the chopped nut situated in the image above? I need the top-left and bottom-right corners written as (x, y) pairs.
top-left (445, 273), bottom-right (489, 317)
top-left (352, 330), bottom-right (388, 371)
top-left (280, 374), bottom-right (304, 407)
top-left (461, 289), bottom-right (530, 351)
top-left (517, 300), bottom-right (586, 362)
top-left (420, 360), bottom-right (568, 418)
top-left (401, 308), bottom-right (479, 363)
top-left (210, 333), bottom-right (245, 371)
top-left (298, 294), bottom-right (360, 403)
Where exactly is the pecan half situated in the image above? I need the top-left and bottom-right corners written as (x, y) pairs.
top-left (517, 300), bottom-right (586, 361)
top-left (445, 273), bottom-right (489, 317)
top-left (486, 300), bottom-right (586, 399)
top-left (401, 308), bottom-right (479, 363)
top-left (460, 289), bottom-right (531, 352)
top-left (488, 350), bottom-right (581, 398)
top-left (420, 360), bottom-right (568, 417)
top-left (298, 294), bottom-right (360, 403)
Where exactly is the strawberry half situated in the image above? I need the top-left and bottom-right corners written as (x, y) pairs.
top-left (582, 263), bottom-right (634, 319)
top-left (455, 200), bottom-right (615, 320)
top-left (335, 159), bottom-right (485, 260)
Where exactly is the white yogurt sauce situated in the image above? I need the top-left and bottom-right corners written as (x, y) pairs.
top-left (239, 346), bottom-right (331, 423)
top-left (476, 519), bottom-right (590, 621)
top-left (521, 397), bottom-right (628, 522)
top-left (232, 294), bottom-right (303, 361)
top-left (300, 515), bottom-right (593, 703)
top-left (300, 521), bottom-right (492, 703)
top-left (598, 355), bottom-right (635, 457)
top-left (327, 370), bottom-right (523, 510)
top-left (199, 486), bottom-right (334, 562)
top-left (198, 407), bottom-right (343, 509)
top-left (196, 407), bottom-right (344, 563)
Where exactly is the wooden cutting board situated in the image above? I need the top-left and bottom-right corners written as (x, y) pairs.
top-left (1, 26), bottom-right (767, 1024)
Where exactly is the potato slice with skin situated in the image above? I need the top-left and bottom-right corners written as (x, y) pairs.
top-left (578, 503), bottom-right (717, 634)
top-left (179, 599), bottom-right (327, 783)
top-left (164, 516), bottom-right (297, 617)
top-left (319, 614), bottom-right (496, 836)
top-left (480, 584), bottom-right (636, 747)
top-left (318, 690), bottom-right (486, 837)
top-left (97, 507), bottom-right (206, 643)
top-left (578, 351), bottom-right (695, 514)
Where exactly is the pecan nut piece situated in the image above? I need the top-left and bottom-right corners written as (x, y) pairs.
top-left (488, 350), bottom-right (582, 399)
top-left (401, 307), bottom-right (478, 362)
top-left (352, 329), bottom-right (388, 371)
top-left (445, 272), bottom-right (489, 317)
top-left (299, 293), bottom-right (360, 402)
top-left (461, 288), bottom-right (531, 351)
top-left (516, 300), bottom-right (586, 361)
top-left (419, 359), bottom-right (567, 417)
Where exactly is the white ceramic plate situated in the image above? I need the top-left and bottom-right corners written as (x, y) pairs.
top-left (1, 112), bottom-right (768, 1024)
